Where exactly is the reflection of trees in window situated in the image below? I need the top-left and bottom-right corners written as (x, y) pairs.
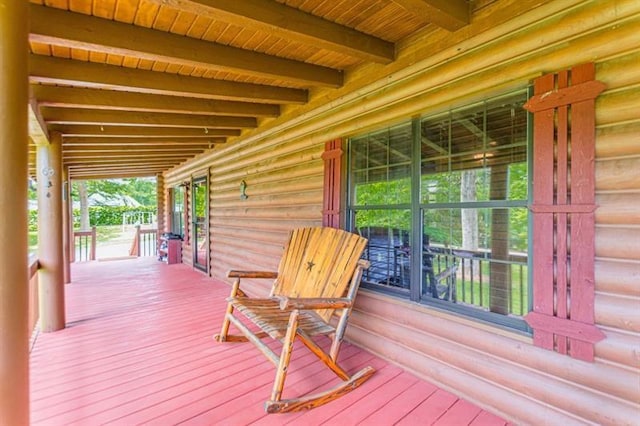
top-left (420, 92), bottom-right (529, 317)
top-left (347, 90), bottom-right (530, 326)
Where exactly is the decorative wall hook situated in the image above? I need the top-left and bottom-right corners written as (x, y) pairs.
top-left (240, 180), bottom-right (248, 200)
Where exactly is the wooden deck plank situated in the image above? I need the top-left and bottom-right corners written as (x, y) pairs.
top-left (471, 409), bottom-right (509, 426)
top-left (434, 399), bottom-right (483, 425)
top-left (361, 379), bottom-right (440, 424)
top-left (185, 348), bottom-right (382, 425)
top-left (396, 389), bottom-right (459, 425)
top-left (29, 257), bottom-right (507, 425)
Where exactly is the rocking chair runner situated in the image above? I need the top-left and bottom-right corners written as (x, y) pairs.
top-left (214, 227), bottom-right (373, 413)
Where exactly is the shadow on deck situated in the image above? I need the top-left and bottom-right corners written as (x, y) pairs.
top-left (30, 258), bottom-right (506, 425)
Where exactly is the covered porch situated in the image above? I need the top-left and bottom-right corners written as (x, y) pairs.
top-left (30, 258), bottom-right (505, 425)
top-left (2, 0), bottom-right (638, 424)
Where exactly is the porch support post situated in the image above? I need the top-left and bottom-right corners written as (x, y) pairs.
top-left (62, 166), bottom-right (71, 284)
top-left (69, 174), bottom-right (75, 263)
top-left (0, 1), bottom-right (30, 423)
top-left (37, 131), bottom-right (66, 332)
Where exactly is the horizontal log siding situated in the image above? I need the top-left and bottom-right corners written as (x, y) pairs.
top-left (208, 144), bottom-right (324, 292)
top-left (164, 0), bottom-right (640, 423)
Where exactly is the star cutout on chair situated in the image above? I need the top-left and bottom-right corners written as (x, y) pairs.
top-left (306, 260), bottom-right (315, 271)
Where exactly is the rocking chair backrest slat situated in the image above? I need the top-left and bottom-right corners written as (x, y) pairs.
top-left (271, 227), bottom-right (368, 322)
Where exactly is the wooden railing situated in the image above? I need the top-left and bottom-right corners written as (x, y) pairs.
top-left (74, 226), bottom-right (96, 262)
top-left (28, 254), bottom-right (40, 345)
top-left (130, 226), bottom-right (158, 257)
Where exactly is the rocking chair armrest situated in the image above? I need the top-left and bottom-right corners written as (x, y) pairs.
top-left (277, 296), bottom-right (353, 311)
top-left (227, 270), bottom-right (278, 279)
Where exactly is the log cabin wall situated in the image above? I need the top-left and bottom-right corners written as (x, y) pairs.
top-left (164, 0), bottom-right (640, 423)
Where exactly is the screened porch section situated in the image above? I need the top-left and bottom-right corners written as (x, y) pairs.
top-left (349, 91), bottom-right (530, 323)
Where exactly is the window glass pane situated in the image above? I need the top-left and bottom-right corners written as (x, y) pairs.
top-left (422, 207), bottom-right (528, 316)
top-left (354, 209), bottom-right (411, 291)
top-left (351, 123), bottom-right (412, 206)
top-left (420, 92), bottom-right (528, 203)
top-left (172, 187), bottom-right (185, 237)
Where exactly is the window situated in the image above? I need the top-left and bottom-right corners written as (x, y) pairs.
top-left (347, 91), bottom-right (530, 330)
top-left (171, 186), bottom-right (185, 237)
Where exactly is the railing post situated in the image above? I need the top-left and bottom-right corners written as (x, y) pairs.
top-left (90, 226), bottom-right (97, 261)
top-left (135, 225), bottom-right (141, 257)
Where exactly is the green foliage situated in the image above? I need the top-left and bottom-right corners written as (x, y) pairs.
top-left (28, 210), bottom-right (38, 232)
top-left (353, 162), bottom-right (529, 251)
top-left (71, 178), bottom-right (157, 206)
top-left (28, 205), bottom-right (158, 231)
top-left (73, 205), bottom-right (157, 228)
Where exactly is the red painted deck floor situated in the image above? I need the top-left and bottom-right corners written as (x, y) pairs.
top-left (30, 258), bottom-right (507, 425)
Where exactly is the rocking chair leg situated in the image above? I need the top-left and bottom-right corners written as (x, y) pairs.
top-left (214, 279), bottom-right (240, 342)
top-left (269, 310), bottom-right (299, 405)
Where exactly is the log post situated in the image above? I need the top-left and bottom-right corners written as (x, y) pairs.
top-left (135, 225), bottom-right (142, 257)
top-left (0, 1), bottom-right (30, 423)
top-left (69, 176), bottom-right (75, 263)
top-left (37, 131), bottom-right (66, 332)
top-left (90, 226), bottom-right (97, 261)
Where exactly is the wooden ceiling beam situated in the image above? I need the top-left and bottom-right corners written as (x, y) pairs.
top-left (32, 85), bottom-right (280, 118)
top-left (29, 55), bottom-right (307, 105)
top-left (63, 138), bottom-right (218, 147)
top-left (51, 124), bottom-right (238, 138)
top-left (42, 108), bottom-right (257, 129)
top-left (29, 4), bottom-right (342, 87)
top-left (28, 99), bottom-right (49, 146)
top-left (149, 0), bottom-right (394, 64)
top-left (63, 155), bottom-right (191, 166)
top-left (63, 146), bottom-right (206, 153)
top-left (69, 163), bottom-right (178, 170)
top-left (64, 151), bottom-right (197, 159)
top-left (392, 0), bottom-right (469, 31)
top-left (68, 171), bottom-right (161, 180)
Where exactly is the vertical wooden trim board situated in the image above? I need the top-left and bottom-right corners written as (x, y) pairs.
top-left (524, 63), bottom-right (606, 362)
top-left (322, 139), bottom-right (343, 229)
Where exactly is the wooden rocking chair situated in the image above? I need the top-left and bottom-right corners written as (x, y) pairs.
top-left (214, 227), bottom-right (373, 413)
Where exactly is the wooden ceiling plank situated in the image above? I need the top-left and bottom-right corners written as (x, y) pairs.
top-left (29, 54), bottom-right (307, 104)
top-left (41, 107), bottom-right (258, 129)
top-left (149, 0), bottom-right (395, 63)
top-left (50, 124), bottom-right (239, 137)
top-left (391, 0), bottom-right (469, 31)
top-left (29, 3), bottom-right (343, 87)
top-left (32, 85), bottom-right (280, 117)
